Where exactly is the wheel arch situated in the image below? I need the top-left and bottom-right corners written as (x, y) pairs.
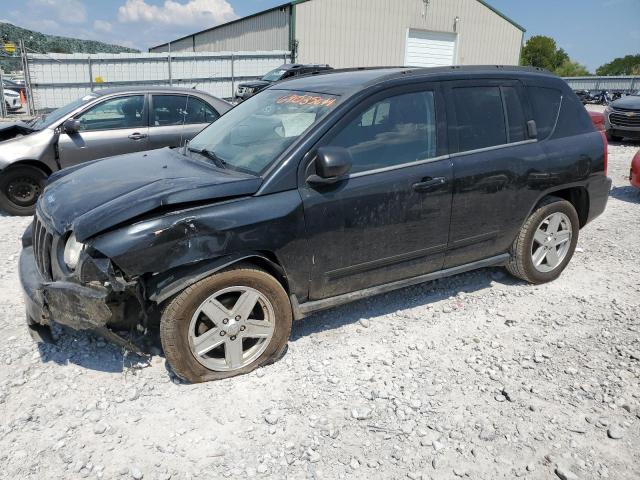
top-left (146, 251), bottom-right (290, 305)
top-left (532, 185), bottom-right (589, 228)
top-left (529, 185), bottom-right (590, 229)
top-left (2, 159), bottom-right (54, 176)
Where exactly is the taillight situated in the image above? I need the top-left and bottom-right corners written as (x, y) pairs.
top-left (599, 131), bottom-right (608, 176)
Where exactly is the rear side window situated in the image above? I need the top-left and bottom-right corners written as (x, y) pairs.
top-left (554, 91), bottom-right (594, 137)
top-left (451, 86), bottom-right (506, 151)
top-left (528, 86), bottom-right (561, 139)
top-left (502, 86), bottom-right (526, 143)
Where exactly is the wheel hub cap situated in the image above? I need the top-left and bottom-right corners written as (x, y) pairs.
top-left (188, 286), bottom-right (275, 372)
top-left (531, 212), bottom-right (572, 273)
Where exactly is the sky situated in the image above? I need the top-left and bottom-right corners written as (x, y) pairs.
top-left (0, 0), bottom-right (638, 72)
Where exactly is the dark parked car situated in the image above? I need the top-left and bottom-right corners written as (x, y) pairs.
top-left (0, 87), bottom-right (231, 215)
top-left (604, 94), bottom-right (640, 141)
top-left (20, 66), bottom-right (611, 382)
top-left (234, 63), bottom-right (332, 102)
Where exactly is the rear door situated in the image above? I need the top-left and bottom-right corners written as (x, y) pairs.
top-left (300, 84), bottom-right (453, 299)
top-left (57, 94), bottom-right (149, 168)
top-left (443, 80), bottom-right (547, 268)
top-left (148, 94), bottom-right (221, 150)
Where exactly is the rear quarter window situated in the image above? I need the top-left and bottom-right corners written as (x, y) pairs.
top-left (553, 90), bottom-right (595, 137)
top-left (527, 86), bottom-right (561, 139)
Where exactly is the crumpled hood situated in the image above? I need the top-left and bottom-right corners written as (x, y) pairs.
top-left (611, 95), bottom-right (640, 110)
top-left (39, 147), bottom-right (262, 242)
top-left (0, 121), bottom-right (36, 143)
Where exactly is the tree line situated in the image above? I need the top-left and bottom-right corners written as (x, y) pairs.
top-left (520, 35), bottom-right (640, 77)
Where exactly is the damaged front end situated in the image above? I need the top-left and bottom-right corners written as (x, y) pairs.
top-left (19, 216), bottom-right (149, 354)
top-left (0, 122), bottom-right (36, 142)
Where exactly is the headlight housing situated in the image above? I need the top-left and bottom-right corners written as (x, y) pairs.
top-left (63, 233), bottom-right (85, 270)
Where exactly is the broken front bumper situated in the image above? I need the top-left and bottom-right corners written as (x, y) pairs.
top-left (20, 246), bottom-right (112, 336)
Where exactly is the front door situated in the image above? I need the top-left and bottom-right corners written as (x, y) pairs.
top-left (148, 94), bottom-right (220, 150)
top-left (300, 86), bottom-right (453, 300)
top-left (57, 94), bottom-right (149, 168)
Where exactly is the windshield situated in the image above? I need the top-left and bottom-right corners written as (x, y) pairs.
top-left (188, 90), bottom-right (339, 175)
top-left (30, 94), bottom-right (98, 130)
top-left (261, 68), bottom-right (287, 82)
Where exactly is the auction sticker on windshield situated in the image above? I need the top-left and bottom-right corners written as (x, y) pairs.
top-left (276, 94), bottom-right (337, 107)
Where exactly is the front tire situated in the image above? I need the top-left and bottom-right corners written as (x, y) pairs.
top-left (0, 165), bottom-right (47, 216)
top-left (160, 265), bottom-right (292, 383)
top-left (506, 197), bottom-right (579, 284)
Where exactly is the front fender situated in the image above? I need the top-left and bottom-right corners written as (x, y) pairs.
top-left (145, 252), bottom-right (285, 304)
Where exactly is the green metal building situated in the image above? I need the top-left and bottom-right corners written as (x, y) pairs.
top-left (149, 0), bottom-right (525, 68)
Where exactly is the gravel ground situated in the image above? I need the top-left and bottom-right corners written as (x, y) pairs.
top-left (0, 141), bottom-right (639, 480)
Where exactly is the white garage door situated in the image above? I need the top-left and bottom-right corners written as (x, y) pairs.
top-left (405, 30), bottom-right (457, 68)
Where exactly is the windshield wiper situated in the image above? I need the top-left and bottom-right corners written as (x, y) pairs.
top-left (188, 147), bottom-right (227, 169)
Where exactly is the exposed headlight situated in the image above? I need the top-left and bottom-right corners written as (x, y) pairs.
top-left (63, 233), bottom-right (85, 270)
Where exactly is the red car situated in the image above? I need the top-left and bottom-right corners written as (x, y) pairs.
top-left (631, 150), bottom-right (640, 188)
top-left (588, 111), bottom-right (605, 131)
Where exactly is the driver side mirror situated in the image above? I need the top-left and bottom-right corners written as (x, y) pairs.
top-left (307, 146), bottom-right (352, 185)
top-left (63, 118), bottom-right (81, 134)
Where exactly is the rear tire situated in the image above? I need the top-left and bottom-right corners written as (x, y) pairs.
top-left (506, 197), bottom-right (579, 284)
top-left (0, 165), bottom-right (47, 216)
top-left (160, 265), bottom-right (292, 383)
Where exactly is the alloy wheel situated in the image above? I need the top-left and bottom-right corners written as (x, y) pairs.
top-left (531, 212), bottom-right (572, 273)
top-left (188, 286), bottom-right (275, 371)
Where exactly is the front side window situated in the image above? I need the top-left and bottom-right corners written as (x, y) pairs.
top-left (452, 86), bottom-right (506, 152)
top-left (30, 94), bottom-right (98, 130)
top-left (151, 95), bottom-right (219, 126)
top-left (76, 95), bottom-right (145, 131)
top-left (188, 90), bottom-right (339, 175)
top-left (327, 91), bottom-right (437, 174)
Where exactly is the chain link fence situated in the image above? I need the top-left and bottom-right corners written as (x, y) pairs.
top-left (0, 49), bottom-right (290, 117)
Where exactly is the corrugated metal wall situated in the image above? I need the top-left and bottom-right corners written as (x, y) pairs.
top-left (295, 0), bottom-right (523, 68)
top-left (150, 7), bottom-right (290, 54)
top-left (27, 51), bottom-right (291, 110)
top-left (563, 76), bottom-right (640, 91)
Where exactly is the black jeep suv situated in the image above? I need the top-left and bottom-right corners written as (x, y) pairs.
top-left (234, 63), bottom-right (332, 102)
top-left (20, 66), bottom-right (611, 382)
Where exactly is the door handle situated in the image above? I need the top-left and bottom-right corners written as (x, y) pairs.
top-left (128, 132), bottom-right (148, 140)
top-left (412, 177), bottom-right (447, 193)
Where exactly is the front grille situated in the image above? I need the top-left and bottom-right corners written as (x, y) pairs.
top-left (609, 111), bottom-right (640, 128)
top-left (32, 215), bottom-right (54, 281)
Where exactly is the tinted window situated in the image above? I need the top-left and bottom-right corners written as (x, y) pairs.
top-left (328, 91), bottom-right (437, 174)
top-left (502, 86), bottom-right (526, 142)
top-left (554, 91), bottom-right (594, 137)
top-left (186, 96), bottom-right (219, 124)
top-left (452, 86), bottom-right (506, 152)
top-left (152, 95), bottom-right (220, 126)
top-left (77, 95), bottom-right (145, 131)
top-left (152, 95), bottom-right (188, 126)
top-left (528, 86), bottom-right (561, 139)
